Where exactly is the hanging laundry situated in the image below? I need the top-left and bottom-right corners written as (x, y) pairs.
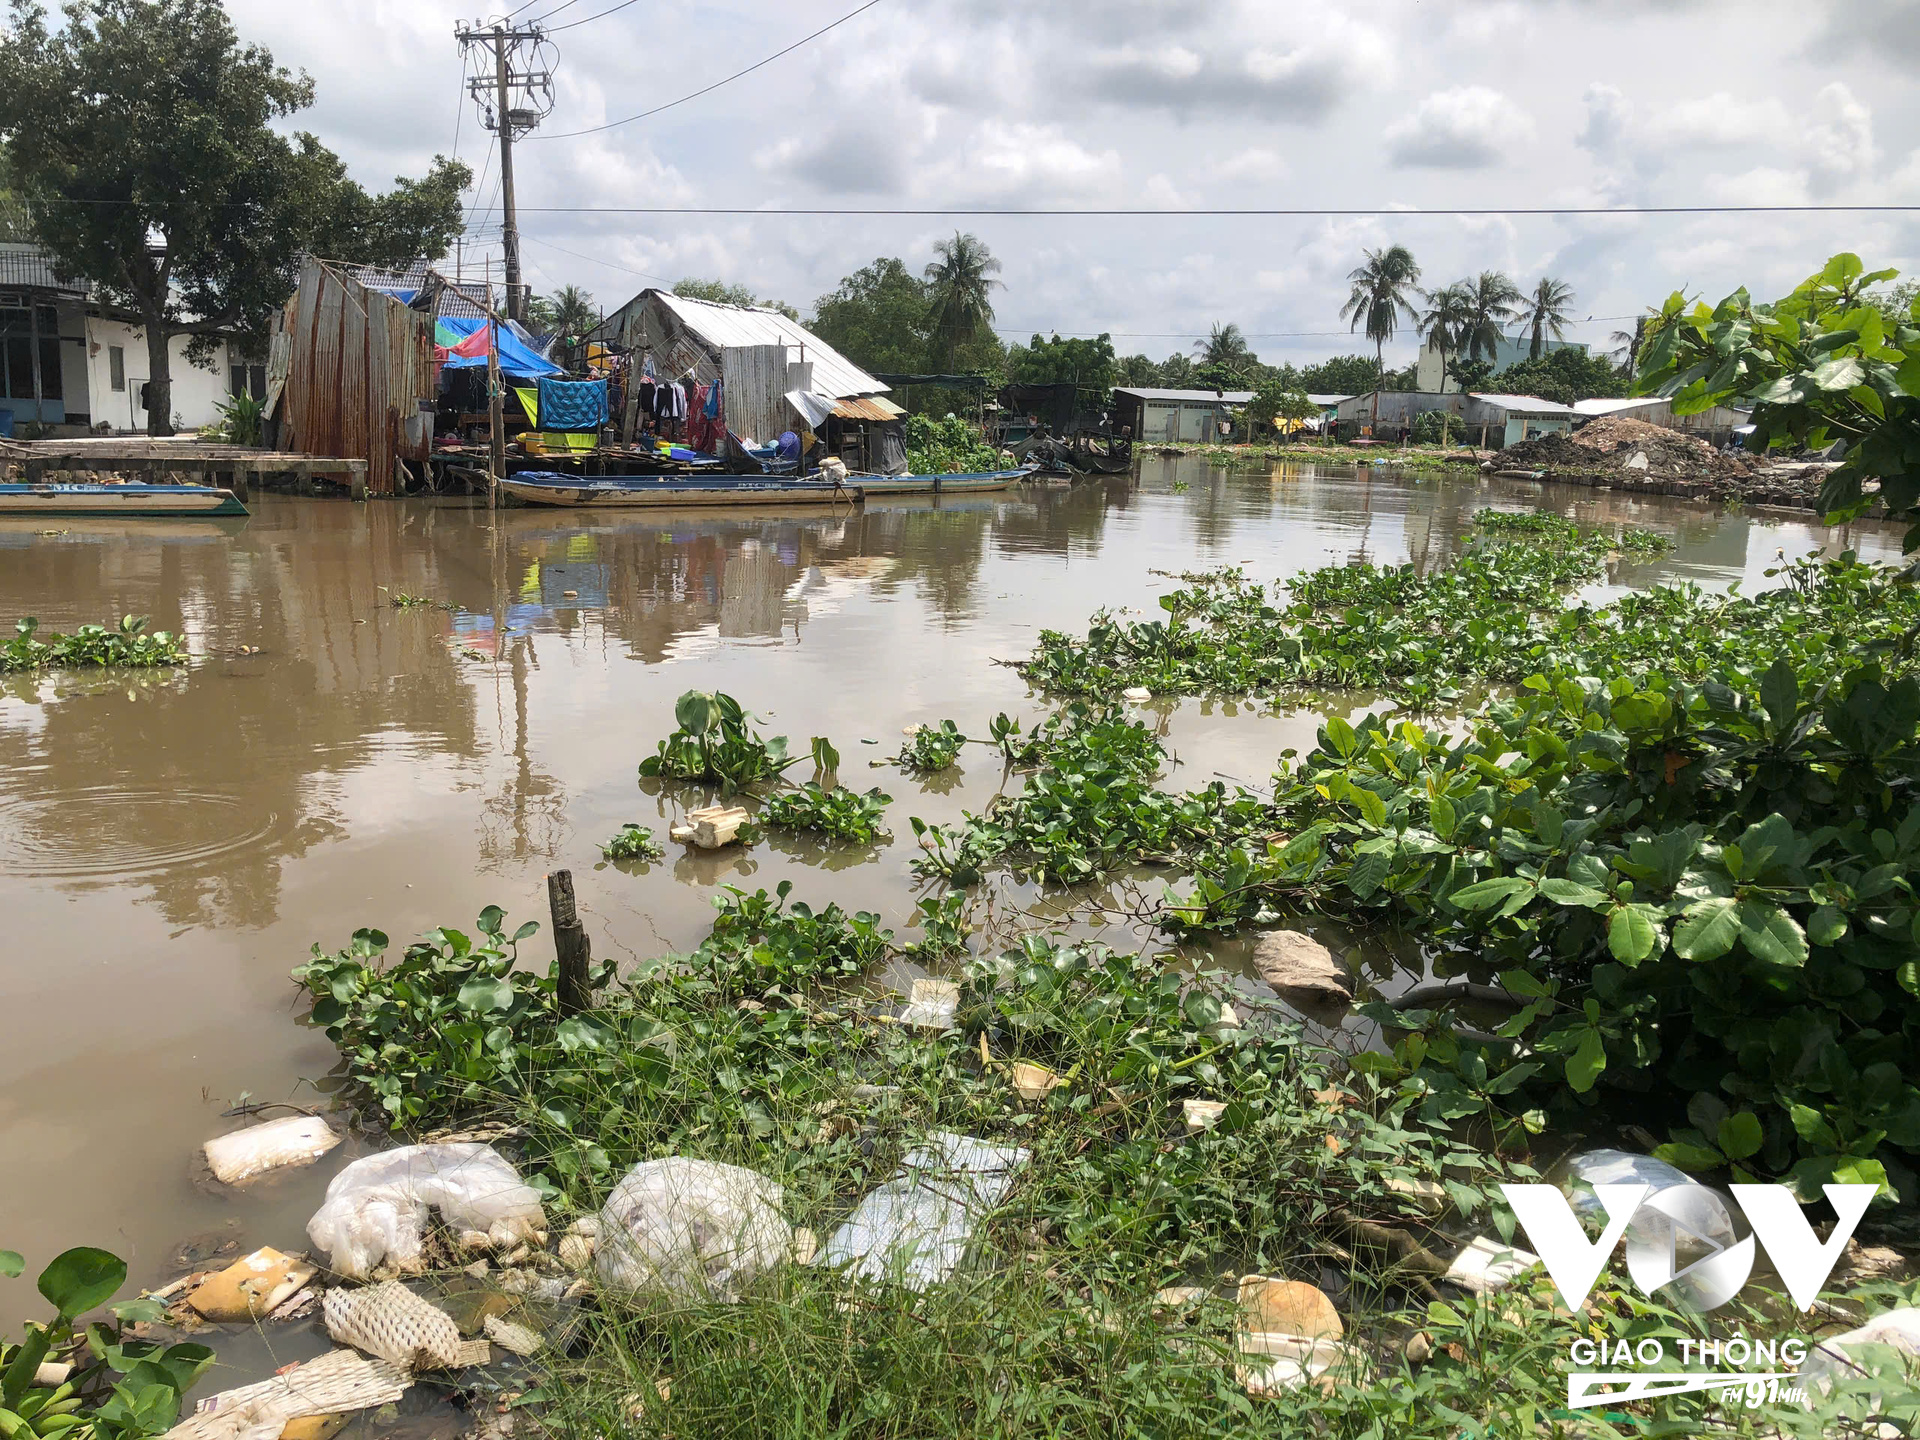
top-left (704, 380), bottom-right (722, 420)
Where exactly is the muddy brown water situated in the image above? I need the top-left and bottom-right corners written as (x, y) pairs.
top-left (0, 455), bottom-right (1904, 1349)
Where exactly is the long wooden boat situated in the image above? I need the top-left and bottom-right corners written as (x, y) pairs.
top-left (499, 471), bottom-right (854, 509)
top-left (0, 482), bottom-right (249, 517)
top-left (849, 465), bottom-right (1037, 496)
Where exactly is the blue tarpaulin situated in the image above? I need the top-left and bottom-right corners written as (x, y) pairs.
top-left (435, 317), bottom-right (563, 381)
top-left (536, 377), bottom-right (609, 432)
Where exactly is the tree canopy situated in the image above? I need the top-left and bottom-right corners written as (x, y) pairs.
top-left (672, 276), bottom-right (799, 321)
top-left (1515, 275), bottom-right (1577, 360)
top-left (925, 232), bottom-right (1002, 368)
top-left (1340, 245), bottom-right (1422, 375)
top-left (1485, 345), bottom-right (1627, 404)
top-left (1007, 333), bottom-right (1116, 399)
top-left (0, 0), bottom-right (467, 434)
top-left (527, 284), bottom-right (599, 340)
top-left (806, 254), bottom-right (1005, 390)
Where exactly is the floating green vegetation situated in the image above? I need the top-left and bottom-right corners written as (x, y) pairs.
top-left (384, 589), bottom-right (456, 610)
top-left (0, 615), bottom-right (187, 672)
top-left (640, 690), bottom-right (837, 793)
top-left (762, 782), bottom-right (891, 844)
top-left (896, 719), bottom-right (967, 773)
top-left (601, 823), bottom-right (664, 862)
top-left (905, 413), bottom-right (1000, 475)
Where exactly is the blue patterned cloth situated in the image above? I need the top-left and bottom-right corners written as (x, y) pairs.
top-left (536, 378), bottom-right (609, 432)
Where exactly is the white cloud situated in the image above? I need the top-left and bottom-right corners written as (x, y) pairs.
top-left (1646, 94), bottom-right (1796, 148)
top-left (1385, 87), bottom-right (1536, 169)
top-left (1803, 82), bottom-right (1876, 193)
top-left (1577, 84), bottom-right (1632, 157)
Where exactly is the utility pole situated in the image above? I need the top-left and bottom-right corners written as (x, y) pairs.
top-left (456, 19), bottom-right (554, 326)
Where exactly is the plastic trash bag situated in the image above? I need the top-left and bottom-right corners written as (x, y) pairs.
top-left (307, 1143), bottom-right (546, 1281)
top-left (821, 1131), bottom-right (1029, 1290)
top-left (1560, 1148), bottom-right (1740, 1310)
top-left (595, 1157), bottom-right (789, 1301)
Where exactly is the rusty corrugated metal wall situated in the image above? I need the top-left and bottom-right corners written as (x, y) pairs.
top-left (280, 258), bottom-right (433, 494)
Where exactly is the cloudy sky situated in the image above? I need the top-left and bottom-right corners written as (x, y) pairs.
top-left (227, 0), bottom-right (1920, 368)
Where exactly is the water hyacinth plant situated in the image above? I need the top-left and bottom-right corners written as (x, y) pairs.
top-left (0, 615), bottom-right (187, 672)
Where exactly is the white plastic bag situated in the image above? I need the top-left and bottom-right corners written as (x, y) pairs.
top-left (203, 1115), bottom-right (341, 1185)
top-left (595, 1157), bottom-right (789, 1301)
top-left (307, 1143), bottom-right (546, 1281)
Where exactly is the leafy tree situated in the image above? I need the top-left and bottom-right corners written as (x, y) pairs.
top-left (673, 277), bottom-right (798, 321)
top-left (1298, 354), bottom-right (1382, 394)
top-left (1007, 333), bottom-right (1115, 401)
top-left (1638, 251), bottom-right (1920, 550)
top-left (1459, 270), bottom-right (1523, 367)
top-left (1490, 346), bottom-right (1627, 404)
top-left (0, 149), bottom-right (30, 242)
top-left (1514, 275), bottom-right (1577, 360)
top-left (526, 284), bottom-right (598, 340)
top-left (1115, 353), bottom-right (1161, 387)
top-left (1154, 353), bottom-right (1197, 388)
top-left (1339, 244), bottom-right (1421, 383)
top-left (1246, 382), bottom-right (1320, 437)
top-left (1192, 322), bottom-right (1255, 369)
top-left (1417, 282), bottom-right (1473, 392)
top-left (0, 0), bottom-right (468, 435)
top-left (1609, 315), bottom-right (1649, 380)
top-left (924, 232), bottom-right (1002, 368)
top-left (808, 257), bottom-right (932, 374)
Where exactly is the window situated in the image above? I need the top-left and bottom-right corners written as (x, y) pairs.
top-left (230, 365), bottom-right (247, 398)
top-left (250, 364), bottom-right (267, 400)
top-left (109, 345), bottom-right (125, 391)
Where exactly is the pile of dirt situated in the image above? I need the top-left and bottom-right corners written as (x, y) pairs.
top-left (1495, 414), bottom-right (1831, 508)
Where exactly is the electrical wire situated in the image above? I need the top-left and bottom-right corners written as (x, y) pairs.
top-left (543, 0), bottom-right (642, 32)
top-left (525, 0), bottom-right (584, 21)
top-left (507, 202), bottom-right (1920, 216)
top-left (531, 0), bottom-right (886, 140)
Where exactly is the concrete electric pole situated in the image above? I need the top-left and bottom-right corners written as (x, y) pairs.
top-left (455, 20), bottom-right (554, 325)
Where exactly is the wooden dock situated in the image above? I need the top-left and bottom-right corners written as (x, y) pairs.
top-left (0, 439), bottom-right (371, 499)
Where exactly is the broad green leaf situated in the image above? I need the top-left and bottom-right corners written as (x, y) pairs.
top-left (1810, 355), bottom-right (1865, 391)
top-left (1538, 879), bottom-right (1607, 908)
top-left (1737, 901), bottom-right (1807, 967)
top-left (1607, 903), bottom-right (1663, 965)
top-left (1673, 896), bottom-right (1740, 960)
top-left (1345, 849), bottom-right (1390, 898)
top-left (1352, 787), bottom-right (1388, 828)
top-left (1788, 1103), bottom-right (1840, 1150)
top-left (674, 690), bottom-right (717, 735)
top-left (1717, 1111), bottom-right (1763, 1161)
top-left (1449, 876), bottom-right (1532, 911)
top-left (1652, 1142), bottom-right (1725, 1172)
top-left (38, 1247), bottom-right (125, 1319)
top-left (0, 1251), bottom-right (20, 1279)
top-left (456, 976), bottom-right (515, 1013)
top-left (1808, 905), bottom-right (1848, 946)
top-left (1565, 1028), bottom-right (1607, 1093)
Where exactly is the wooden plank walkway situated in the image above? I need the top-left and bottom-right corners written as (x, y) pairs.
top-left (1, 441), bottom-right (371, 499)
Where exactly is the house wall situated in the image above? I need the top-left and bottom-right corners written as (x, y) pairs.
top-left (83, 316), bottom-right (236, 431)
top-left (1504, 414), bottom-right (1573, 446)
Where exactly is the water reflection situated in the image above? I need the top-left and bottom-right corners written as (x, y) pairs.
top-left (0, 460), bottom-right (1908, 1330)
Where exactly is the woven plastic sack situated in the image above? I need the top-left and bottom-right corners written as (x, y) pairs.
top-left (307, 1142), bottom-right (546, 1280)
top-left (595, 1157), bottom-right (789, 1301)
top-left (323, 1281), bottom-right (464, 1370)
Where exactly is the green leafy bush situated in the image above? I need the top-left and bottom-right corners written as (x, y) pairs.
top-left (905, 413), bottom-right (999, 474)
top-left (761, 783), bottom-right (891, 843)
top-left (640, 690), bottom-right (836, 793)
top-left (1, 616), bottom-right (186, 672)
top-left (601, 824), bottom-right (663, 861)
top-left (896, 719), bottom-right (966, 772)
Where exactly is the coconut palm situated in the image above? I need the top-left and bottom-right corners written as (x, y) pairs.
top-left (1416, 282), bottom-right (1474, 392)
top-left (1193, 322), bottom-right (1255, 369)
top-left (1458, 270), bottom-right (1523, 370)
top-left (1340, 245), bottom-right (1422, 384)
top-left (1514, 275), bottom-right (1576, 360)
top-left (925, 232), bottom-right (1003, 367)
top-left (1608, 315), bottom-right (1649, 380)
top-left (528, 283), bottom-right (598, 340)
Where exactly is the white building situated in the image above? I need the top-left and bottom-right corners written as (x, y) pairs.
top-left (0, 243), bottom-right (259, 436)
top-left (1112, 387), bottom-right (1255, 443)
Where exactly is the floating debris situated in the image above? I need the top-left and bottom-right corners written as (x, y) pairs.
top-left (185, 1248), bottom-right (316, 1323)
top-left (203, 1115), bottom-right (341, 1186)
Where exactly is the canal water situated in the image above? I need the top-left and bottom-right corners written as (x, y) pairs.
top-left (0, 453), bottom-right (1902, 1328)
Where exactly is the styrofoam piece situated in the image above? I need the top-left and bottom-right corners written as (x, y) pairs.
top-left (1442, 1234), bottom-right (1541, 1296)
top-left (819, 1131), bottom-right (1030, 1290)
top-left (204, 1116), bottom-right (342, 1185)
top-left (898, 979), bottom-right (958, 1031)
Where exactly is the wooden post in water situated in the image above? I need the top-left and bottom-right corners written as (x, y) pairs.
top-left (548, 869), bottom-right (592, 1015)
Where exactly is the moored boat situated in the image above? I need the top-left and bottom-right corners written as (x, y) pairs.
top-left (0, 482), bottom-right (249, 517)
top-left (848, 465), bottom-right (1037, 496)
top-left (499, 471), bottom-right (855, 508)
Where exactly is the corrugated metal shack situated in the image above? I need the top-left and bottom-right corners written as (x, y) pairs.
top-left (274, 258), bottom-right (436, 495)
top-left (591, 289), bottom-right (902, 468)
top-left (1332, 390), bottom-right (1576, 447)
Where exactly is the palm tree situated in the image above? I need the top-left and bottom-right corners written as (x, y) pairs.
top-left (1608, 315), bottom-right (1648, 381)
top-left (924, 232), bottom-right (1003, 367)
top-left (1514, 276), bottom-right (1576, 360)
top-left (1340, 245), bottom-right (1422, 384)
top-left (1458, 270), bottom-right (1522, 373)
top-left (1416, 282), bottom-right (1473, 393)
top-left (1193, 322), bottom-right (1255, 369)
top-left (528, 283), bottom-right (598, 340)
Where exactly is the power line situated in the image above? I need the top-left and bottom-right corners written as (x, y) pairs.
top-left (506, 202), bottom-right (1920, 216)
top-left (525, 0), bottom-right (584, 21)
top-left (544, 0), bottom-right (642, 32)
top-left (530, 0), bottom-right (886, 140)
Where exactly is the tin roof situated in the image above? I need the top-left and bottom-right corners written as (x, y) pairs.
top-left (1471, 393), bottom-right (1577, 416)
top-left (0, 244), bottom-right (90, 296)
top-left (1113, 387), bottom-right (1255, 404)
top-left (649, 289), bottom-right (885, 400)
top-left (1305, 393), bottom-right (1352, 407)
top-left (832, 395), bottom-right (904, 421)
